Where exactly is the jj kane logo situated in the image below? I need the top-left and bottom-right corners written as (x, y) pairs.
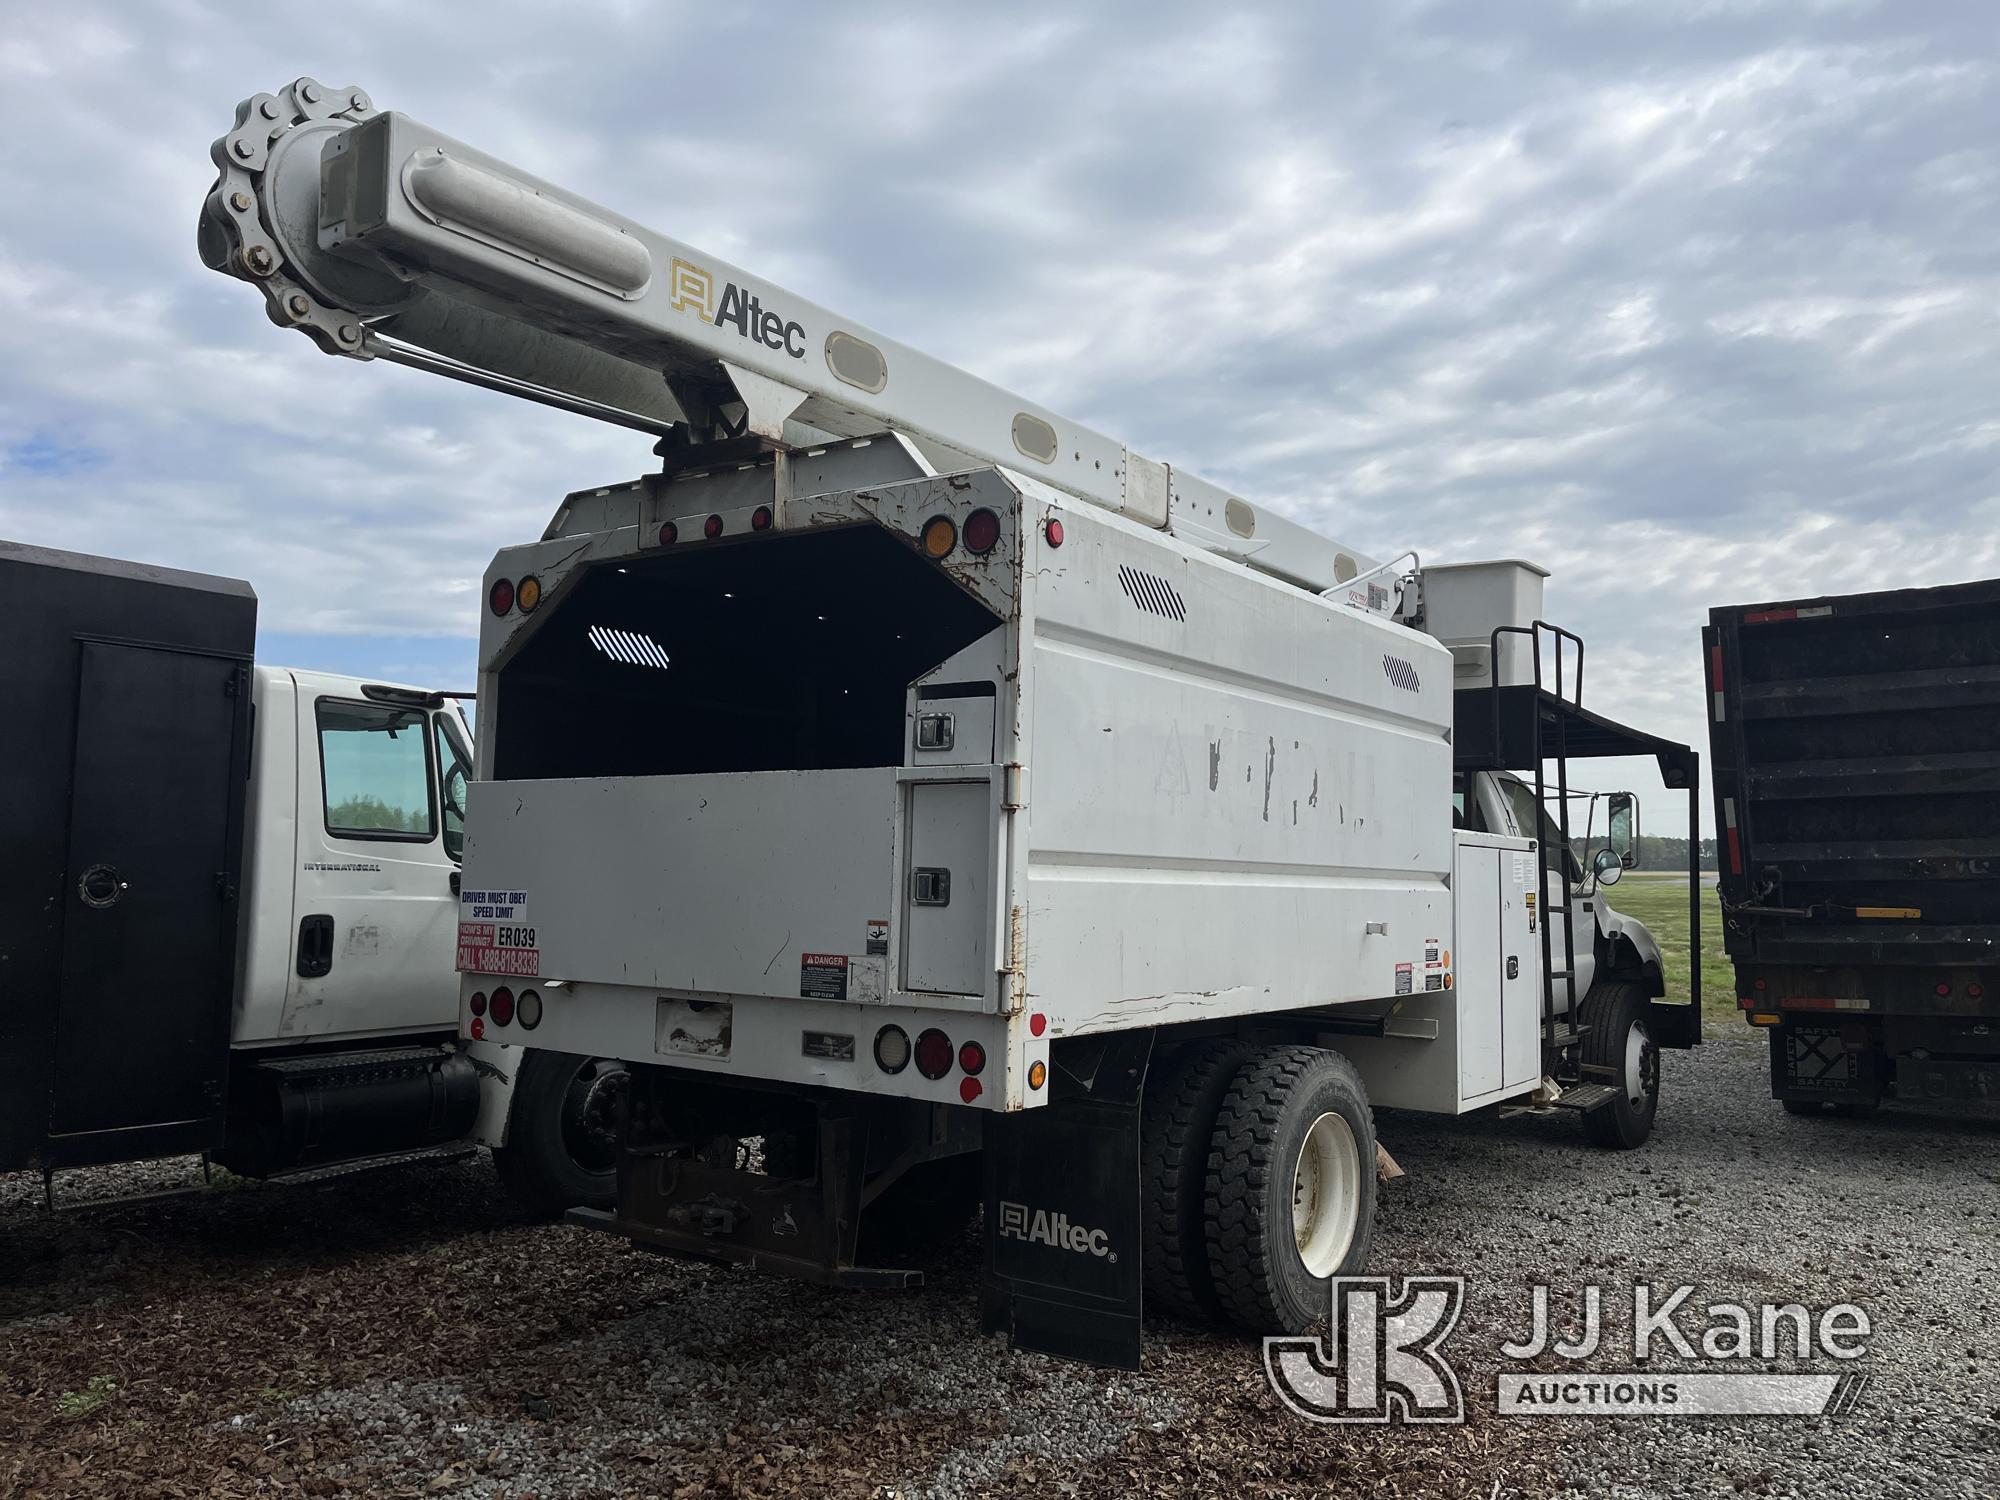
top-left (669, 257), bottom-right (806, 358)
top-left (997, 1201), bottom-right (1116, 1260)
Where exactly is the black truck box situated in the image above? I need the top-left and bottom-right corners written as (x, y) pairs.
top-left (1, 541), bottom-right (256, 1172)
top-left (1704, 577), bottom-right (2000, 1111)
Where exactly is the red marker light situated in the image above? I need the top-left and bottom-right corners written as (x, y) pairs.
top-left (468, 991), bottom-right (488, 1017)
top-left (704, 514), bottom-right (724, 539)
top-left (963, 508), bottom-right (1001, 555)
top-left (489, 578), bottom-right (514, 615)
top-left (959, 1076), bottom-right (983, 1104)
top-left (489, 986), bottom-right (515, 1026)
top-left (914, 1028), bottom-right (953, 1080)
top-left (469, 1017), bottom-right (484, 1040)
top-left (1936, 981), bottom-right (1953, 997)
top-left (658, 521), bottom-right (679, 546)
top-left (751, 505), bottom-right (773, 532)
top-left (1029, 1012), bottom-right (1047, 1037)
top-left (1044, 518), bottom-right (1065, 548)
top-left (958, 1041), bottom-right (987, 1076)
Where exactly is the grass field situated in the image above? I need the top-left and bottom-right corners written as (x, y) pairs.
top-left (1601, 875), bottom-right (1737, 1027)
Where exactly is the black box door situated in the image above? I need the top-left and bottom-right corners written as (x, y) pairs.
top-left (50, 642), bottom-right (244, 1143)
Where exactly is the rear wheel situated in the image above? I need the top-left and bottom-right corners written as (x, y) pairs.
top-left (1579, 981), bottom-right (1659, 1149)
top-left (1203, 1046), bottom-right (1376, 1334)
top-left (1140, 1039), bottom-right (1254, 1323)
top-left (494, 1050), bottom-right (627, 1214)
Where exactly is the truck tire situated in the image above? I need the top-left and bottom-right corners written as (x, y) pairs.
top-left (1141, 1039), bottom-right (1254, 1323)
top-left (1579, 981), bottom-right (1658, 1149)
top-left (1204, 1046), bottom-right (1376, 1334)
top-left (493, 1050), bottom-right (626, 1215)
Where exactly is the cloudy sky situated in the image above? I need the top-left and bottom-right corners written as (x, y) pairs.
top-left (4, 2), bottom-right (1996, 832)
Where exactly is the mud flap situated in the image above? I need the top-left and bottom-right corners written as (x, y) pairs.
top-left (1648, 997), bottom-right (1702, 1050)
top-left (981, 1030), bottom-right (1153, 1370)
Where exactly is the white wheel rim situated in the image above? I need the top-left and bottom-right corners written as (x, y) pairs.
top-left (1292, 1111), bottom-right (1361, 1277)
top-left (1624, 1021), bottom-right (1650, 1108)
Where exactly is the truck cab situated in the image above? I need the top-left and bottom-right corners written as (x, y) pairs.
top-left (234, 668), bottom-right (473, 1049)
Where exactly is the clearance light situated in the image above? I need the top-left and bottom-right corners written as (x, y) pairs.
top-left (1028, 1060), bottom-right (1047, 1091)
top-left (1044, 518), bottom-right (1065, 548)
top-left (1753, 977), bottom-right (1768, 991)
top-left (914, 1028), bottom-right (953, 1080)
top-left (958, 1041), bottom-right (987, 1076)
top-left (468, 991), bottom-right (488, 1017)
top-left (516, 574), bottom-right (543, 613)
top-left (751, 505), bottom-right (773, 532)
top-left (874, 1025), bottom-right (911, 1074)
top-left (658, 521), bottom-right (679, 546)
top-left (1971, 984), bottom-right (1985, 1000)
top-left (517, 990), bottom-right (544, 1030)
top-left (959, 1077), bottom-right (983, 1104)
top-left (489, 578), bottom-right (515, 616)
top-left (963, 508), bottom-right (1001, 555)
top-left (704, 514), bottom-right (724, 539)
top-left (469, 1017), bottom-right (485, 1040)
top-left (489, 986), bottom-right (516, 1026)
top-left (1749, 1012), bottom-right (1782, 1027)
top-left (1936, 981), bottom-right (1953, 997)
top-left (1028, 1012), bottom-right (1047, 1037)
top-left (921, 516), bottom-right (957, 559)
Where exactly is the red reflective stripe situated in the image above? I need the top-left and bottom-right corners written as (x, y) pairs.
top-left (1744, 608), bottom-right (1797, 624)
top-left (1710, 643), bottom-right (1725, 688)
top-left (1779, 996), bottom-right (1838, 1010)
top-left (1726, 826), bottom-right (1743, 874)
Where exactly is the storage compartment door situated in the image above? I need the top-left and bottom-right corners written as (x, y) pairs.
top-left (902, 779), bottom-right (995, 997)
top-left (1453, 842), bottom-right (1503, 1098)
top-left (51, 643), bottom-right (244, 1142)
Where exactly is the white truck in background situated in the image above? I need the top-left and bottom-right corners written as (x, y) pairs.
top-left (197, 79), bottom-right (1704, 1369)
top-left (0, 541), bottom-right (618, 1211)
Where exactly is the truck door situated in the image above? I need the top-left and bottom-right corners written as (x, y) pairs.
top-left (281, 675), bottom-right (461, 1039)
top-left (1480, 772), bottom-right (1597, 1011)
top-left (50, 642), bottom-right (245, 1147)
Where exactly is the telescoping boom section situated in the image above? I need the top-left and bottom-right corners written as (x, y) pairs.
top-left (201, 80), bottom-right (1700, 1371)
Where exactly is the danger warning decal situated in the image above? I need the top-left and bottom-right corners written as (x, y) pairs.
top-left (801, 953), bottom-right (849, 1001)
top-left (457, 887), bottom-right (538, 976)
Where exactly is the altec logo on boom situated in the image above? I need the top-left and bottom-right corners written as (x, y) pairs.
top-left (669, 258), bottom-right (806, 359)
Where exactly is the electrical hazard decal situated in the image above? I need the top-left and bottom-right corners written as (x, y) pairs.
top-left (800, 952), bottom-right (849, 1001)
top-left (457, 888), bottom-right (538, 976)
top-left (866, 918), bottom-right (889, 956)
top-left (1395, 962), bottom-right (1414, 996)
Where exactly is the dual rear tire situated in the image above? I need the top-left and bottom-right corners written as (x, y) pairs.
top-left (1141, 1042), bottom-right (1377, 1334)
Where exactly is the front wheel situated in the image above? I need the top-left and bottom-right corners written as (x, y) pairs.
top-left (493, 1050), bottom-right (627, 1214)
top-left (1204, 1046), bottom-right (1377, 1334)
top-left (1580, 981), bottom-right (1659, 1149)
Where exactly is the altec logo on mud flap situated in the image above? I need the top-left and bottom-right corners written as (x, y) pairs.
top-left (669, 258), bottom-right (805, 358)
top-left (997, 1201), bottom-right (1115, 1261)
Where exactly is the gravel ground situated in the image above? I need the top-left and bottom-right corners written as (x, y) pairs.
top-left (3, 1033), bottom-right (1994, 1498)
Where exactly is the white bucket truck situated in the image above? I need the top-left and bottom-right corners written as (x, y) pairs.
top-left (197, 80), bottom-right (1703, 1366)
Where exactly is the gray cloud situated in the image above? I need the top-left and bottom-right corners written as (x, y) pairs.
top-left (2, 1), bottom-right (1996, 823)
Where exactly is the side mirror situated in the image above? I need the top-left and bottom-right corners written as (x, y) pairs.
top-left (1607, 791), bottom-right (1640, 870)
top-left (1592, 847), bottom-right (1625, 886)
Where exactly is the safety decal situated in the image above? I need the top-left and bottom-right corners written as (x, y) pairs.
top-left (800, 952), bottom-right (849, 1001)
top-left (457, 887), bottom-right (537, 976)
top-left (1395, 962), bottom-right (1414, 996)
top-left (866, 918), bottom-right (890, 956)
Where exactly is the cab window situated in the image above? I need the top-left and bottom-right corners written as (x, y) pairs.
top-left (434, 712), bottom-right (472, 863)
top-left (1496, 775), bottom-right (1581, 883)
top-left (317, 700), bottom-right (435, 841)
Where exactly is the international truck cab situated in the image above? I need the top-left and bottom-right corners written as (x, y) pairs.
top-left (194, 78), bottom-right (1703, 1368)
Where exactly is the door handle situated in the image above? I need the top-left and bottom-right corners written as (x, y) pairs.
top-left (297, 913), bottom-right (335, 978)
top-left (78, 864), bottom-right (127, 909)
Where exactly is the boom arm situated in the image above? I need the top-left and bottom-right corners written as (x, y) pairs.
top-left (200, 78), bottom-right (1381, 594)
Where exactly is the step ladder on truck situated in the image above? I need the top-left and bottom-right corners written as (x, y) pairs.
top-left (199, 79), bottom-right (1703, 1369)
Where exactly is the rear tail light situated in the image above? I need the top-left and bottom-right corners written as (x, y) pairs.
top-left (489, 986), bottom-right (515, 1026)
top-left (963, 508), bottom-right (1001, 555)
top-left (489, 578), bottom-right (515, 615)
top-left (468, 990), bottom-right (488, 1017)
top-left (921, 516), bottom-right (957, 559)
top-left (704, 514), bottom-right (724, 539)
top-left (1971, 983), bottom-right (1985, 999)
top-left (751, 505), bottom-right (773, 532)
top-left (658, 521), bottom-right (679, 546)
top-left (1752, 977), bottom-right (1767, 991)
top-left (1936, 981), bottom-right (1953, 997)
top-left (873, 1025), bottom-right (910, 1074)
top-left (958, 1040), bottom-right (987, 1076)
top-left (517, 990), bottom-right (543, 1029)
top-left (516, 574), bottom-right (543, 612)
top-left (914, 1028), bottom-right (953, 1080)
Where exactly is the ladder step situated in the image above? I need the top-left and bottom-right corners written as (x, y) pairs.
top-left (1543, 1025), bottom-right (1589, 1049)
top-left (265, 1142), bottom-right (478, 1187)
top-left (1549, 1082), bottom-right (1618, 1113)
